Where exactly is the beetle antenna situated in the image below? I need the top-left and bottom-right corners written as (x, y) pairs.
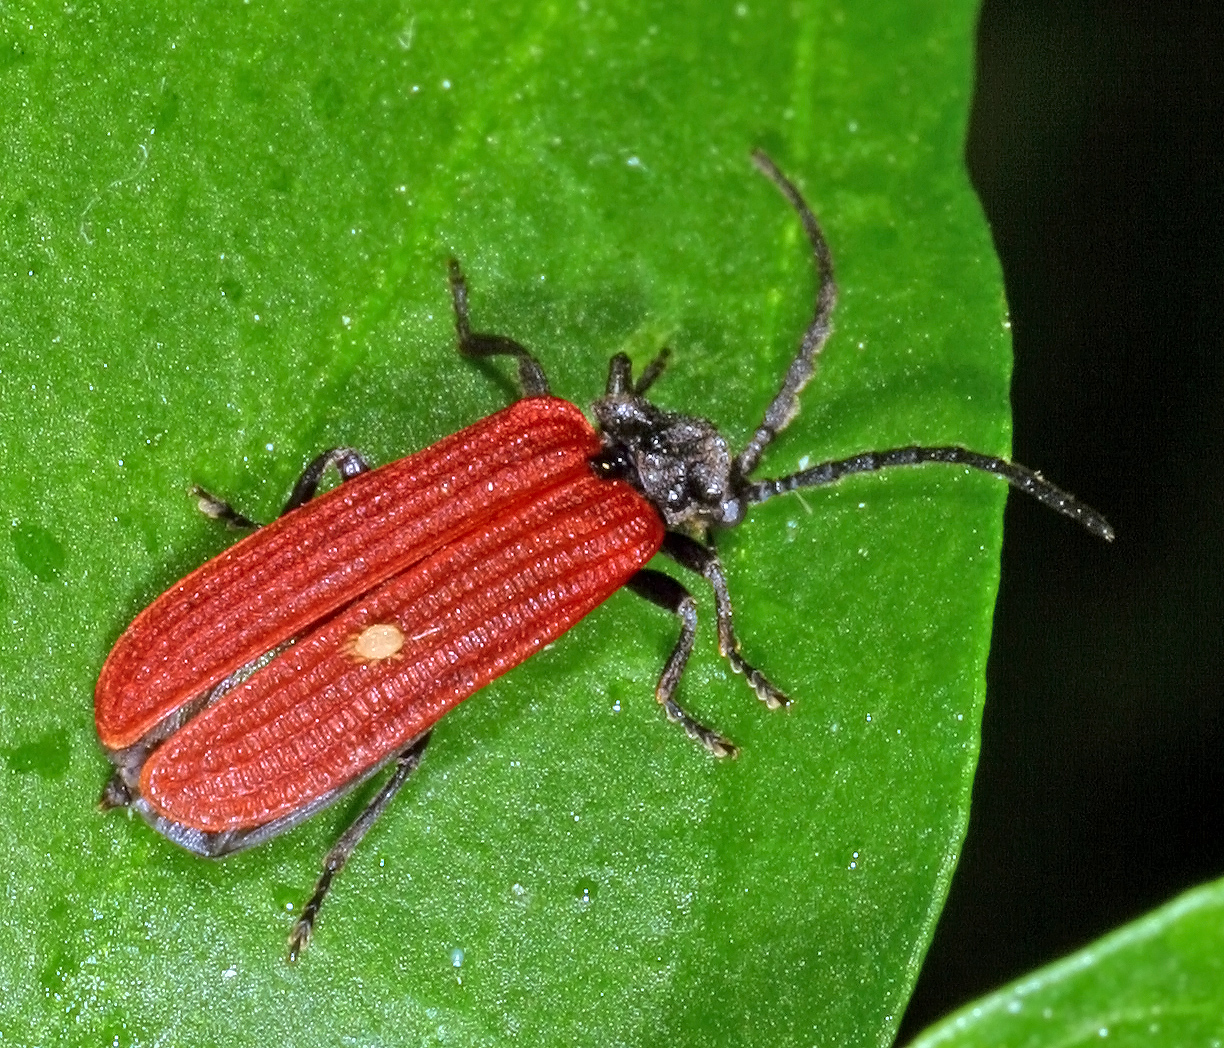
top-left (745, 445), bottom-right (1115, 541)
top-left (736, 150), bottom-right (838, 478)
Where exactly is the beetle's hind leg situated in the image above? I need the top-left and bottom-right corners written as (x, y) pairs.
top-left (190, 447), bottom-right (370, 530)
top-left (662, 533), bottom-right (790, 711)
top-left (447, 259), bottom-right (551, 398)
top-left (625, 569), bottom-right (738, 758)
top-left (287, 731), bottom-right (432, 962)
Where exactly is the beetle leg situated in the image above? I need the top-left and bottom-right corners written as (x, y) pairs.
top-left (625, 569), bottom-right (738, 758)
top-left (287, 731), bottom-right (432, 962)
top-left (189, 447), bottom-right (370, 531)
top-left (281, 447), bottom-right (371, 514)
top-left (189, 485), bottom-right (260, 530)
top-left (661, 532), bottom-right (791, 710)
top-left (447, 258), bottom-right (552, 397)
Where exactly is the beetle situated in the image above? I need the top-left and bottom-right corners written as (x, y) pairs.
top-left (95, 151), bottom-right (1113, 959)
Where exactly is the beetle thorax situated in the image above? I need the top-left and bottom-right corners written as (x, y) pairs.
top-left (592, 395), bottom-right (746, 530)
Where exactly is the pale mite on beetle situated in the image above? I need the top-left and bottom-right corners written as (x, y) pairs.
top-left (95, 150), bottom-right (1112, 960)
top-left (344, 623), bottom-right (407, 662)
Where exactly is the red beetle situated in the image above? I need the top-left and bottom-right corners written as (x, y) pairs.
top-left (96, 152), bottom-right (1112, 958)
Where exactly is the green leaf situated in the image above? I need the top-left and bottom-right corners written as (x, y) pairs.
top-left (908, 878), bottom-right (1224, 1047)
top-left (0, 0), bottom-right (1006, 1045)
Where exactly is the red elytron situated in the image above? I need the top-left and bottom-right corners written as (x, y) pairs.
top-left (96, 152), bottom-right (1111, 959)
top-left (96, 398), bottom-right (661, 830)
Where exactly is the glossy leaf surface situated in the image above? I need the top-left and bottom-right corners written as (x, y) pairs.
top-left (0, 0), bottom-right (1006, 1044)
top-left (909, 879), bottom-right (1224, 1047)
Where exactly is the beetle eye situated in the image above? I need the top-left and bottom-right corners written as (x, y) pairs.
top-left (590, 447), bottom-right (635, 482)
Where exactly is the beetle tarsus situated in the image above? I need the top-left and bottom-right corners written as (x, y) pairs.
top-left (661, 695), bottom-right (739, 759)
top-left (739, 663), bottom-right (791, 711)
top-left (287, 872), bottom-right (330, 962)
top-left (190, 485), bottom-right (260, 530)
top-left (98, 771), bottom-right (133, 811)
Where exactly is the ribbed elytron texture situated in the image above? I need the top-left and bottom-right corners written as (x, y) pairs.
top-left (95, 397), bottom-right (604, 750)
top-left (141, 471), bottom-right (664, 831)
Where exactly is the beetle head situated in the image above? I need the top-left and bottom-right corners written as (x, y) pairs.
top-left (592, 392), bottom-right (747, 531)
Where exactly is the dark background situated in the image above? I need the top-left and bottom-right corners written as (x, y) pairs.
top-left (899, 0), bottom-right (1224, 1038)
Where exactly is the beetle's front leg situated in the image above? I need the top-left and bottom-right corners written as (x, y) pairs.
top-left (661, 533), bottom-right (790, 710)
top-left (447, 259), bottom-right (552, 398)
top-left (191, 446), bottom-right (371, 529)
top-left (625, 569), bottom-right (738, 758)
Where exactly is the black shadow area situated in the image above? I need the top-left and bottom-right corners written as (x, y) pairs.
top-left (900, 0), bottom-right (1224, 1039)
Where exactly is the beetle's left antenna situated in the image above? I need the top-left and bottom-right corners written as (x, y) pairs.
top-left (736, 152), bottom-right (1114, 543)
top-left (735, 150), bottom-right (838, 478)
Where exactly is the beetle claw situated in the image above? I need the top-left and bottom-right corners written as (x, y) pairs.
top-left (750, 672), bottom-right (791, 711)
top-left (98, 772), bottom-right (133, 811)
top-left (287, 915), bottom-right (314, 963)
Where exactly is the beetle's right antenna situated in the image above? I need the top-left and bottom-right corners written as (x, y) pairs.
top-left (735, 150), bottom-right (838, 478)
top-left (746, 445), bottom-right (1115, 541)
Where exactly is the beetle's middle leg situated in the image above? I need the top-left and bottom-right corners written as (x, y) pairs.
top-left (661, 533), bottom-right (790, 710)
top-left (625, 569), bottom-right (738, 758)
top-left (191, 447), bottom-right (371, 529)
top-left (287, 730), bottom-right (432, 962)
